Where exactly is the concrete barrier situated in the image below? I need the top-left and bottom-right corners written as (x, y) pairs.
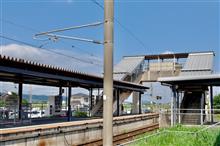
top-left (0, 113), bottom-right (159, 146)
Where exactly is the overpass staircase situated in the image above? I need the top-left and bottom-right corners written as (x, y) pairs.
top-left (177, 52), bottom-right (214, 124)
top-left (180, 92), bottom-right (202, 125)
top-left (91, 56), bottom-right (145, 117)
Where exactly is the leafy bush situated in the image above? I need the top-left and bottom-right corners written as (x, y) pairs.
top-left (213, 94), bottom-right (220, 109)
top-left (214, 94), bottom-right (220, 113)
top-left (134, 125), bottom-right (220, 146)
top-left (74, 111), bottom-right (88, 118)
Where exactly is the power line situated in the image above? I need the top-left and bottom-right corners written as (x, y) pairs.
top-left (90, 0), bottom-right (151, 53)
top-left (0, 35), bottom-right (103, 66)
top-left (0, 18), bottom-right (40, 33)
top-left (35, 21), bottom-right (104, 36)
top-left (0, 19), bottom-right (102, 62)
top-left (54, 39), bottom-right (102, 61)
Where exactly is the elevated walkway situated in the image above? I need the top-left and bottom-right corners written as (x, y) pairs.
top-left (158, 51), bottom-right (216, 125)
top-left (92, 52), bottom-right (192, 116)
top-left (92, 56), bottom-right (145, 116)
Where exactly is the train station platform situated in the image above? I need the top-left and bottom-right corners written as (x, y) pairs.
top-left (0, 113), bottom-right (159, 146)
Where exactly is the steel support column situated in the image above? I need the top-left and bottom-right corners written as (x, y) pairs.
top-left (139, 92), bottom-right (142, 114)
top-left (177, 91), bottom-right (180, 124)
top-left (68, 86), bottom-right (72, 121)
top-left (18, 82), bottom-right (23, 120)
top-left (171, 86), bottom-right (177, 126)
top-left (59, 86), bottom-right (63, 103)
top-left (116, 89), bottom-right (120, 116)
top-left (59, 87), bottom-right (62, 95)
top-left (210, 86), bottom-right (214, 123)
top-left (89, 88), bottom-right (93, 111)
top-left (201, 92), bottom-right (205, 125)
top-left (96, 88), bottom-right (100, 104)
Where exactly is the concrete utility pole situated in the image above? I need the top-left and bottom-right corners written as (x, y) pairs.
top-left (103, 0), bottom-right (114, 145)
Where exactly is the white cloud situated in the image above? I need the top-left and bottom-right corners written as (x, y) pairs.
top-left (0, 43), bottom-right (103, 95)
top-left (162, 50), bottom-right (174, 54)
top-left (1, 44), bottom-right (103, 75)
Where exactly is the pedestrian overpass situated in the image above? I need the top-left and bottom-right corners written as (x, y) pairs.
top-left (0, 51), bottom-right (216, 124)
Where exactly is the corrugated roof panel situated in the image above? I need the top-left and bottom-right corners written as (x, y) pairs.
top-left (158, 74), bottom-right (220, 83)
top-left (180, 52), bottom-right (214, 76)
top-left (113, 56), bottom-right (144, 81)
top-left (113, 73), bottom-right (126, 80)
top-left (180, 71), bottom-right (212, 76)
top-left (114, 56), bottom-right (144, 73)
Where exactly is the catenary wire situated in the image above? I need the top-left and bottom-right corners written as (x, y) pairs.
top-left (0, 35), bottom-right (103, 66)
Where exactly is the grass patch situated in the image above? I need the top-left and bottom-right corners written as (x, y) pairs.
top-left (132, 125), bottom-right (220, 146)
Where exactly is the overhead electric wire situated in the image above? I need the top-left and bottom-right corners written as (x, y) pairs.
top-left (35, 21), bottom-right (104, 36)
top-left (0, 18), bottom-right (39, 33)
top-left (90, 0), bottom-right (151, 53)
top-left (0, 19), bottom-right (102, 64)
top-left (0, 35), bottom-right (103, 66)
top-left (43, 33), bottom-right (103, 44)
top-left (51, 39), bottom-right (102, 61)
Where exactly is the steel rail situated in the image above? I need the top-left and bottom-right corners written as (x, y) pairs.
top-left (77, 123), bottom-right (159, 146)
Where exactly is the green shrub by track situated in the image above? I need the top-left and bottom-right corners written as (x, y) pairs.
top-left (133, 125), bottom-right (220, 146)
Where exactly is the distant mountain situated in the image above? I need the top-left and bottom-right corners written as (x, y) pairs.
top-left (23, 94), bottom-right (49, 102)
top-left (22, 94), bottom-right (70, 103)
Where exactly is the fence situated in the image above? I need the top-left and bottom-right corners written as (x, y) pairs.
top-left (0, 102), bottom-right (91, 128)
top-left (160, 108), bottom-right (220, 127)
top-left (118, 108), bottom-right (220, 145)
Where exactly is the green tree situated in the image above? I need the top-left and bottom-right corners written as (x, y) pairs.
top-left (22, 98), bottom-right (29, 105)
top-left (0, 99), bottom-right (5, 107)
top-left (213, 94), bottom-right (220, 109)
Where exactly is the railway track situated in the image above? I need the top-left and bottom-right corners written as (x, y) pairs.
top-left (77, 123), bottom-right (159, 146)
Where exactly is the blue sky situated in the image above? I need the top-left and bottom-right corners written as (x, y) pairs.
top-left (1, 0), bottom-right (219, 66)
top-left (0, 0), bottom-right (219, 95)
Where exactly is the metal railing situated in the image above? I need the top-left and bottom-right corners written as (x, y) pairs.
top-left (160, 108), bottom-right (220, 127)
top-left (118, 109), bottom-right (220, 146)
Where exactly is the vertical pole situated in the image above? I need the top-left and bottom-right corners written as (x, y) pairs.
top-left (59, 87), bottom-right (62, 96)
top-left (68, 86), bottom-right (71, 121)
top-left (116, 89), bottom-right (120, 116)
top-left (139, 92), bottom-right (142, 114)
top-left (173, 55), bottom-right (176, 75)
top-left (96, 88), bottom-right (100, 103)
top-left (90, 88), bottom-right (93, 110)
top-left (103, 0), bottom-right (114, 145)
top-left (210, 86), bottom-right (214, 123)
top-left (18, 82), bottom-right (23, 120)
top-left (59, 87), bottom-right (63, 112)
top-left (177, 91), bottom-right (180, 124)
top-left (157, 57), bottom-right (160, 77)
top-left (201, 92), bottom-right (204, 125)
top-left (171, 86), bottom-right (177, 126)
top-left (170, 87), bottom-right (173, 126)
top-left (147, 59), bottom-right (150, 80)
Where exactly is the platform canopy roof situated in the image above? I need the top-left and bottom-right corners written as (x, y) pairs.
top-left (124, 52), bottom-right (189, 60)
top-left (158, 74), bottom-right (220, 86)
top-left (180, 52), bottom-right (214, 76)
top-left (0, 55), bottom-right (148, 92)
